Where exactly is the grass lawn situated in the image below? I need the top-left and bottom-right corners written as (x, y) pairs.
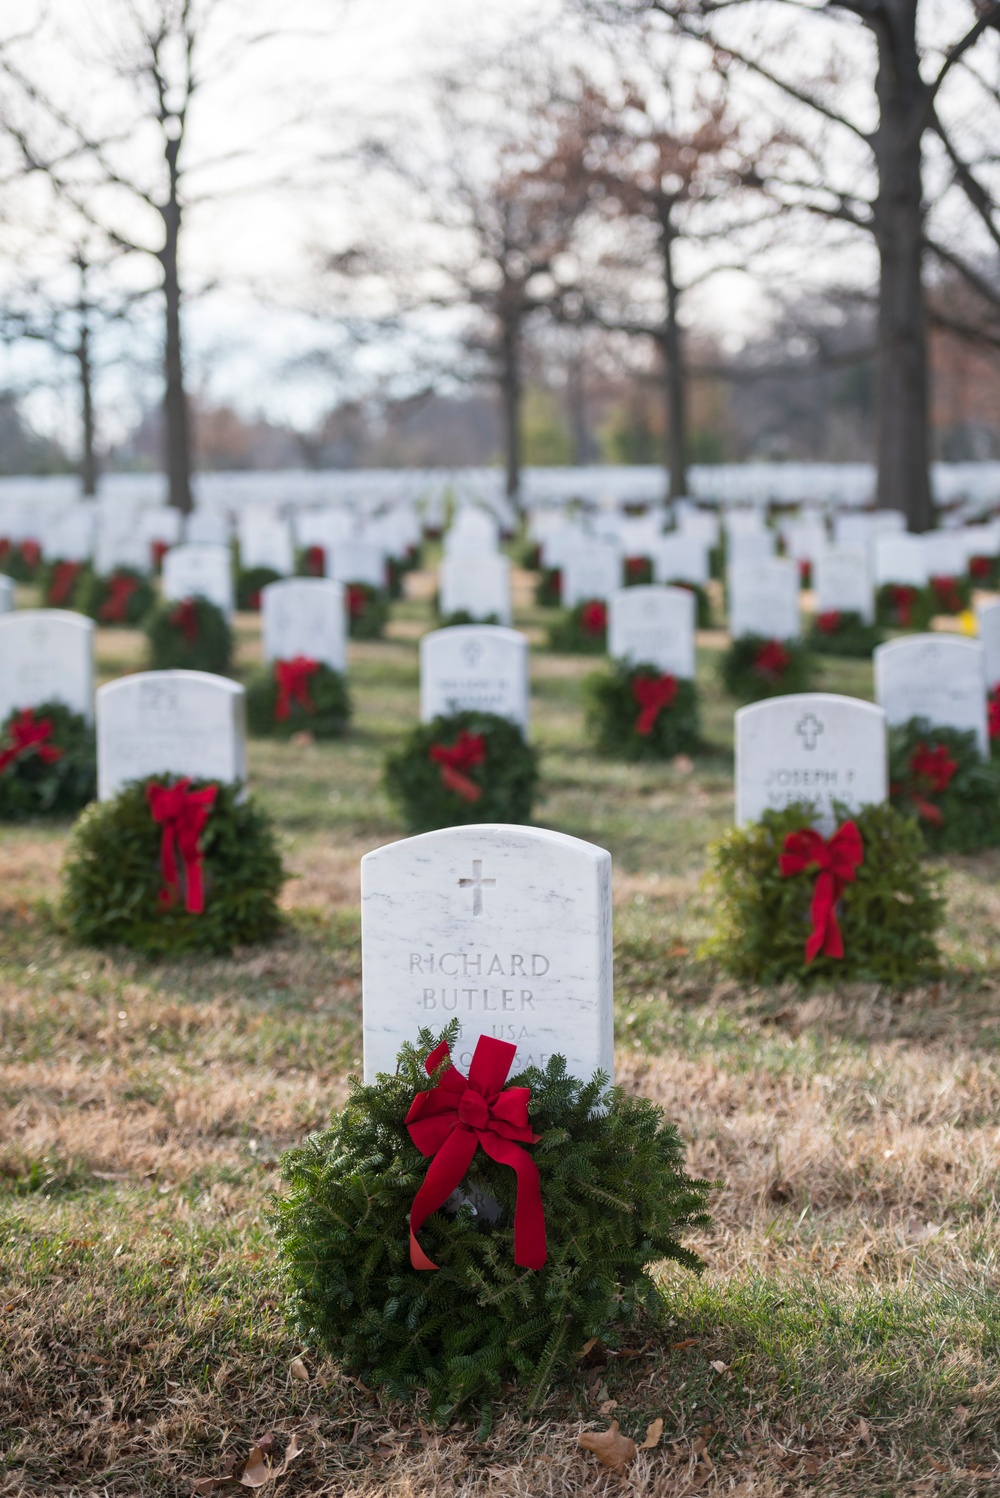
top-left (2, 579), bottom-right (999, 1495)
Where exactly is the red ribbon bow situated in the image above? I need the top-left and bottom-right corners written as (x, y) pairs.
top-left (580, 600), bottom-right (607, 636)
top-left (274, 655), bottom-right (320, 721)
top-left (632, 672), bottom-right (678, 736)
top-left (779, 821), bottom-right (864, 963)
top-left (20, 539), bottom-right (41, 569)
top-left (428, 729), bottom-right (486, 802)
top-left (48, 560), bottom-right (82, 606)
top-left (907, 741), bottom-right (958, 825)
top-left (405, 1035), bottom-right (546, 1272)
top-left (970, 555), bottom-right (993, 581)
top-left (347, 584), bottom-right (368, 620)
top-left (816, 610), bottom-right (841, 635)
top-left (304, 545), bottom-right (326, 576)
top-left (754, 639), bottom-right (790, 680)
top-left (930, 575), bottom-right (962, 614)
top-left (99, 573), bottom-right (139, 622)
top-left (146, 778), bottom-right (217, 914)
top-left (169, 597), bottom-right (199, 644)
top-left (0, 709), bottom-right (64, 774)
top-left (989, 689), bottom-right (1000, 743)
top-left (798, 559), bottom-right (811, 585)
top-left (151, 539), bottom-right (170, 570)
top-left (889, 585), bottom-right (917, 628)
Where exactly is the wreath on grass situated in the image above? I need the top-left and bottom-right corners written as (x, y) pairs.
top-left (703, 799), bottom-right (942, 986)
top-left (806, 610), bottom-right (883, 658)
top-left (520, 540), bottom-right (542, 571)
top-left (0, 701), bottom-right (96, 819)
top-left (78, 567), bottom-right (156, 627)
top-left (39, 558), bottom-right (87, 609)
top-left (384, 710), bottom-right (539, 833)
top-left (298, 545), bottom-right (327, 578)
top-left (346, 582), bottom-right (389, 640)
top-left (719, 634), bottom-right (815, 702)
top-left (438, 610), bottom-right (501, 629)
top-left (875, 583), bottom-right (935, 631)
top-left (665, 578), bottom-right (712, 628)
top-left (585, 662), bottom-right (701, 761)
top-left (796, 559), bottom-right (812, 589)
top-left (245, 658), bottom-right (351, 738)
top-left (271, 1022), bottom-right (711, 1419)
top-left (535, 567), bottom-right (561, 607)
top-left (0, 537), bottom-right (42, 582)
top-left (624, 555), bottom-right (653, 586)
top-left (547, 599), bottom-right (607, 654)
top-left (61, 777), bottom-right (285, 955)
top-left (144, 595), bottom-right (233, 674)
top-left (888, 719), bottom-right (1000, 853)
top-left (969, 554), bottom-right (1000, 588)
top-left (927, 574), bottom-right (972, 617)
top-left (237, 566), bottom-right (282, 611)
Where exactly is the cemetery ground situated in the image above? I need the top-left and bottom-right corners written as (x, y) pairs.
top-left (3, 583), bottom-right (1000, 1497)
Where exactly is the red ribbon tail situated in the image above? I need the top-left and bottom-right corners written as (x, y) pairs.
top-left (409, 1127), bottom-right (479, 1270)
top-left (912, 793), bottom-right (943, 826)
top-left (805, 870), bottom-right (841, 964)
top-left (635, 706), bottom-right (657, 736)
top-left (478, 1132), bottom-right (547, 1269)
top-left (440, 764), bottom-right (482, 802)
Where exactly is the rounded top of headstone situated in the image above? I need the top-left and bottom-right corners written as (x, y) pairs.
top-left (421, 624), bottom-right (527, 647)
top-left (0, 608), bottom-right (94, 635)
top-left (361, 822), bottom-right (610, 870)
top-left (97, 669), bottom-right (245, 702)
top-left (735, 692), bottom-right (887, 730)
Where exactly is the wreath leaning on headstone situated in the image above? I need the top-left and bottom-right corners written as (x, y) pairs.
top-left (704, 799), bottom-right (943, 985)
top-left (805, 610), bottom-right (883, 658)
top-left (875, 583), bottom-right (935, 631)
top-left (384, 710), bottom-right (539, 833)
top-left (271, 1023), bottom-right (712, 1418)
top-left (61, 777), bottom-right (285, 954)
top-left (0, 701), bottom-right (96, 819)
top-left (0, 537), bottom-right (42, 582)
top-left (236, 566), bottom-right (283, 612)
top-left (888, 718), bottom-right (1000, 853)
top-left (664, 578), bottom-right (712, 628)
top-left (39, 558), bottom-right (88, 609)
top-left (585, 661), bottom-right (701, 761)
top-left (245, 657), bottom-right (351, 739)
top-left (144, 595), bottom-right (234, 675)
top-left (719, 634), bottom-right (815, 702)
top-left (78, 567), bottom-right (156, 627)
top-left (547, 598), bottom-right (608, 653)
top-left (346, 582), bottom-right (390, 640)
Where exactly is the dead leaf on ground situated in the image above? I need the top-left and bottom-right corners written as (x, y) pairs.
top-left (289, 1357), bottom-right (309, 1383)
top-left (639, 1418), bottom-right (664, 1450)
top-left (857, 1417), bottom-right (871, 1445)
top-left (578, 1421), bottom-right (638, 1472)
top-left (671, 1338), bottom-right (699, 1350)
top-left (710, 1360), bottom-right (730, 1375)
top-left (191, 1432), bottom-right (303, 1493)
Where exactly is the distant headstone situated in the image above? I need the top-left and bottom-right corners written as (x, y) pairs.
top-left (94, 524), bottom-right (149, 576)
top-left (834, 514), bottom-right (873, 551)
top-left (185, 510), bottom-right (231, 547)
top-left (727, 531), bottom-right (775, 568)
top-left (561, 544), bottom-right (622, 607)
top-left (361, 823), bottom-right (613, 1083)
top-left (921, 531), bottom-right (966, 577)
top-left (139, 507), bottom-right (183, 549)
top-left (678, 511), bottom-right (719, 547)
top-left (724, 510), bottom-right (765, 537)
top-left (444, 510), bottom-right (500, 556)
top-left (97, 670), bottom-right (247, 800)
top-left (420, 625), bottom-right (529, 732)
top-left (0, 575), bottom-right (13, 614)
top-left (607, 585), bottom-right (696, 678)
top-left (977, 601), bottom-right (1000, 690)
top-left (328, 540), bottom-right (386, 590)
top-left (783, 520), bottom-right (828, 563)
top-left (650, 535), bottom-right (709, 586)
top-left (814, 548), bottom-right (874, 622)
top-left (736, 693), bottom-right (887, 835)
top-left (46, 509), bottom-right (94, 562)
top-left (261, 578), bottom-right (347, 672)
top-left (728, 558), bottom-right (800, 640)
top-left (873, 535), bottom-right (928, 587)
top-left (162, 544), bottom-right (234, 615)
top-left (874, 636), bottom-right (988, 756)
top-left (0, 610), bottom-right (94, 723)
top-left (238, 515), bottom-right (295, 575)
top-left (439, 552), bottom-right (512, 625)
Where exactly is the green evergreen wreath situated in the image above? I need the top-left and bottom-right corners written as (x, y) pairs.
top-left (0, 538), bottom-right (43, 582)
top-left (926, 573), bottom-right (972, 617)
top-left (78, 567), bottom-right (156, 627)
top-left (0, 701), bottom-right (96, 820)
top-left (888, 719), bottom-right (1000, 853)
top-left (346, 582), bottom-right (390, 640)
top-left (61, 778), bottom-right (285, 955)
top-left (384, 710), bottom-right (539, 833)
top-left (875, 583), bottom-right (935, 631)
top-left (623, 556), bottom-right (653, 586)
top-left (438, 610), bottom-right (501, 628)
top-left (245, 660), bottom-right (351, 739)
top-left (535, 567), bottom-right (561, 607)
top-left (719, 634), bottom-right (815, 702)
top-left (806, 610), bottom-right (883, 658)
top-left (585, 663), bottom-right (701, 760)
top-left (704, 800), bottom-right (943, 986)
top-left (39, 558), bottom-right (88, 609)
top-left (144, 595), bottom-right (233, 674)
top-left (271, 1023), bottom-right (711, 1417)
top-left (969, 554), bottom-right (1000, 588)
top-left (664, 579), bottom-right (712, 628)
top-left (236, 566), bottom-right (282, 611)
top-left (547, 599), bottom-right (608, 654)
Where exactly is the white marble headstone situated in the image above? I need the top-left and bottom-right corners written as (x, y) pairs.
top-left (0, 610), bottom-right (94, 723)
top-left (139, 507), bottom-right (183, 549)
top-left (361, 824), bottom-right (613, 1084)
top-left (874, 636), bottom-right (988, 756)
top-left (736, 693), bottom-right (887, 835)
top-left (976, 601), bottom-right (1000, 691)
top-left (727, 531), bottom-right (775, 567)
top-left (651, 535), bottom-right (709, 586)
top-left (185, 510), bottom-right (231, 548)
top-left (47, 510), bottom-right (94, 562)
top-left (328, 541), bottom-right (386, 590)
top-left (420, 625), bottom-right (529, 732)
top-left (238, 516), bottom-right (295, 575)
top-left (94, 524), bottom-right (150, 577)
top-left (0, 575), bottom-right (13, 614)
top-left (561, 544), bottom-right (622, 607)
top-left (439, 552), bottom-right (512, 625)
top-left (607, 585), bottom-right (695, 678)
top-left (921, 531), bottom-right (967, 578)
top-left (97, 671), bottom-right (247, 800)
top-left (873, 535), bottom-right (928, 588)
top-left (814, 549), bottom-right (874, 623)
top-left (162, 544), bottom-right (234, 615)
top-left (678, 511), bottom-right (719, 547)
top-left (728, 558), bottom-right (800, 640)
top-left (261, 578), bottom-right (347, 672)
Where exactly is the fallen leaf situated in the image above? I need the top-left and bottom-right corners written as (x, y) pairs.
top-left (598, 1399), bottom-right (618, 1415)
top-left (710, 1360), bottom-right (730, 1375)
top-left (857, 1417), bottom-right (871, 1445)
top-left (668, 943), bottom-right (690, 957)
top-left (290, 730), bottom-right (315, 747)
top-left (239, 1443), bottom-right (272, 1488)
top-left (927, 1456), bottom-right (949, 1473)
top-left (954, 1405), bottom-right (970, 1424)
top-left (578, 1421), bottom-right (638, 1472)
top-left (671, 754), bottom-right (695, 774)
top-left (577, 1337), bottom-right (599, 1359)
top-left (639, 1418), bottom-right (664, 1450)
top-left (671, 1338), bottom-right (699, 1350)
top-left (289, 1358), bottom-right (309, 1384)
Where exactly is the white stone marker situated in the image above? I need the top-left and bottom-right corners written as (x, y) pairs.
top-left (261, 578), bottom-right (347, 672)
top-left (420, 625), bottom-right (529, 733)
top-left (607, 585), bottom-right (696, 678)
top-left (814, 548), bottom-right (875, 623)
top-left (97, 671), bottom-right (247, 800)
top-left (874, 636), bottom-right (988, 757)
top-left (727, 531), bottom-right (775, 568)
top-left (439, 552), bottom-right (512, 625)
top-left (678, 510), bottom-right (719, 547)
top-left (728, 558), bottom-right (800, 640)
top-left (736, 693), bottom-right (887, 835)
top-left (0, 610), bottom-right (95, 723)
top-left (162, 543), bottom-right (234, 615)
top-left (976, 601), bottom-right (1000, 690)
top-left (185, 510), bottom-right (231, 547)
top-left (328, 540), bottom-right (386, 590)
top-left (873, 534), bottom-right (928, 588)
top-left (238, 515), bottom-right (295, 575)
top-left (361, 823), bottom-right (613, 1084)
top-left (561, 544), bottom-right (622, 607)
top-left (650, 535), bottom-right (709, 586)
top-left (94, 524), bottom-right (150, 576)
top-left (0, 575), bottom-right (13, 614)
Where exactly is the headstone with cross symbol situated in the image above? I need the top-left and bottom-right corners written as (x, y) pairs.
top-left (360, 823), bottom-right (613, 1084)
top-left (420, 625), bottom-right (530, 732)
top-left (735, 692), bottom-right (887, 835)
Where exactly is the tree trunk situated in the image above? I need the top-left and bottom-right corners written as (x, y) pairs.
top-left (161, 195), bottom-right (193, 513)
top-left (567, 343), bottom-right (589, 464)
top-left (662, 226), bottom-right (688, 502)
top-left (76, 321), bottom-right (97, 496)
top-left (871, 0), bottom-right (934, 532)
top-left (499, 310), bottom-right (523, 506)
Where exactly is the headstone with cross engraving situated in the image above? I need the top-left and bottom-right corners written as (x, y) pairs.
top-left (420, 625), bottom-right (530, 732)
top-left (607, 585), bottom-right (696, 677)
top-left (874, 635), bottom-right (989, 757)
top-left (728, 558), bottom-right (801, 641)
top-left (96, 670), bottom-right (247, 800)
top-left (360, 823), bottom-right (613, 1084)
top-left (260, 578), bottom-right (347, 671)
top-left (735, 692), bottom-right (888, 835)
top-left (0, 609), bottom-right (95, 724)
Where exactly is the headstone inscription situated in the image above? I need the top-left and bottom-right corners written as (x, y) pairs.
top-left (976, 601), bottom-right (1000, 690)
top-left (874, 636), bottom-right (988, 756)
top-left (607, 585), bottom-right (696, 678)
top-left (728, 558), bottom-right (800, 640)
top-left (0, 610), bottom-right (95, 723)
top-left (261, 578), bottom-right (347, 672)
top-left (420, 625), bottom-right (530, 733)
top-left (97, 671), bottom-right (247, 800)
top-left (439, 552), bottom-right (512, 625)
top-left (736, 693), bottom-right (888, 835)
top-left (814, 548), bottom-right (875, 622)
top-left (361, 823), bottom-right (613, 1084)
top-left (0, 575), bottom-right (13, 614)
top-left (162, 544), bottom-right (235, 615)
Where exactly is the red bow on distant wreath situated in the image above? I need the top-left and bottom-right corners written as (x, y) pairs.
top-left (151, 540), bottom-right (170, 570)
top-left (798, 559), bottom-right (811, 585)
top-left (429, 729), bottom-right (486, 802)
top-left (274, 655), bottom-right (320, 721)
top-left (989, 689), bottom-right (1000, 743)
top-left (754, 639), bottom-right (790, 680)
top-left (0, 709), bottom-right (63, 774)
top-left (779, 820), bottom-right (864, 963)
top-left (146, 778), bottom-right (217, 914)
top-left (632, 672), bottom-right (678, 736)
top-left (890, 584), bottom-right (917, 627)
top-left (405, 1035), bottom-right (546, 1272)
top-left (930, 575), bottom-right (962, 614)
top-left (169, 597), bottom-right (199, 644)
top-left (99, 573), bottom-right (138, 622)
top-left (20, 539), bottom-right (41, 569)
top-left (304, 545), bottom-right (326, 576)
top-left (347, 584), bottom-right (367, 620)
top-left (970, 555), bottom-right (993, 581)
top-left (48, 560), bottom-right (82, 606)
top-left (816, 611), bottom-right (841, 635)
top-left (907, 741), bottom-right (958, 825)
top-left (580, 600), bottom-right (607, 636)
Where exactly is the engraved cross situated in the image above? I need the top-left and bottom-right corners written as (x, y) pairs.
top-left (796, 712), bottom-right (824, 751)
top-left (458, 859), bottom-right (495, 916)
